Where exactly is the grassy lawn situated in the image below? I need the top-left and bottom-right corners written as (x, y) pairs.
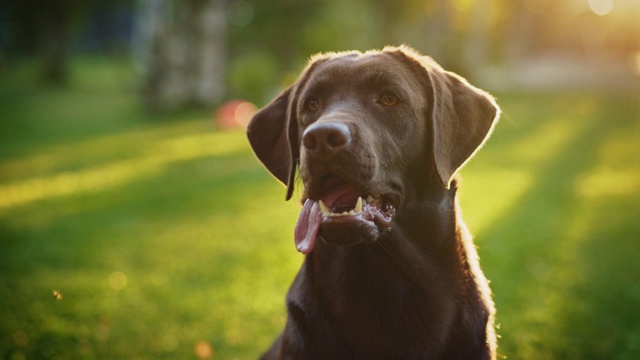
top-left (1, 58), bottom-right (639, 359)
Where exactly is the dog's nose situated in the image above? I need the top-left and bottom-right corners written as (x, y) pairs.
top-left (302, 122), bottom-right (351, 155)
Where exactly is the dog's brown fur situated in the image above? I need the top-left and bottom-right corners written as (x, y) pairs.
top-left (247, 46), bottom-right (500, 359)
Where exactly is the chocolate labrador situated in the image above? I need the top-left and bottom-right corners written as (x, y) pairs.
top-left (247, 45), bottom-right (500, 359)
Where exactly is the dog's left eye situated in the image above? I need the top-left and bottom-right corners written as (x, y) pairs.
top-left (378, 91), bottom-right (399, 107)
top-left (305, 97), bottom-right (320, 112)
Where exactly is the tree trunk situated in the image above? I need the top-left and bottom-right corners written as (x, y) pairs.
top-left (463, 0), bottom-right (491, 74)
top-left (41, 5), bottom-right (70, 86)
top-left (135, 0), bottom-right (227, 112)
top-left (423, 0), bottom-right (454, 68)
top-left (505, 0), bottom-right (533, 66)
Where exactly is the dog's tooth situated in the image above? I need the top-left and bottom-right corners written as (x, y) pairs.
top-left (355, 197), bottom-right (363, 213)
top-left (319, 200), bottom-right (330, 215)
top-left (342, 211), bottom-right (348, 216)
top-left (348, 210), bottom-right (356, 215)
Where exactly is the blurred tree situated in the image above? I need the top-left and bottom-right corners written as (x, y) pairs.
top-left (225, 0), bottom-right (324, 104)
top-left (135, 0), bottom-right (228, 112)
top-left (463, 0), bottom-right (493, 75)
top-left (423, 0), bottom-right (455, 66)
top-left (135, 0), bottom-right (640, 135)
top-left (1, 0), bottom-right (89, 86)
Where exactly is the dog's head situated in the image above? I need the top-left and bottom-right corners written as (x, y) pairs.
top-left (247, 46), bottom-right (499, 254)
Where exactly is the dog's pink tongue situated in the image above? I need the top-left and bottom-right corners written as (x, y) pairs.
top-left (294, 199), bottom-right (322, 254)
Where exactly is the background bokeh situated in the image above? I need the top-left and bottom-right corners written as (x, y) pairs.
top-left (0, 0), bottom-right (639, 359)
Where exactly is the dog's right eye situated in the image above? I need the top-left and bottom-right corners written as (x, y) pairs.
top-left (305, 97), bottom-right (320, 112)
top-left (378, 91), bottom-right (399, 107)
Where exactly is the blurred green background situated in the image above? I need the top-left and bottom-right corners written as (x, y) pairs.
top-left (0, 0), bottom-right (639, 359)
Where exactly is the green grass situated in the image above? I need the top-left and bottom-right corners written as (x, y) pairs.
top-left (1, 57), bottom-right (639, 359)
top-left (460, 91), bottom-right (640, 359)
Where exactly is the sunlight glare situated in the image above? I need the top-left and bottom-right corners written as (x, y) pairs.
top-left (215, 100), bottom-right (257, 129)
top-left (0, 132), bottom-right (246, 210)
top-left (194, 340), bottom-right (214, 359)
top-left (576, 169), bottom-right (639, 198)
top-left (13, 330), bottom-right (29, 347)
top-left (588, 0), bottom-right (614, 16)
top-left (234, 101), bottom-right (257, 128)
top-left (108, 271), bottom-right (128, 291)
top-left (461, 102), bottom-right (597, 237)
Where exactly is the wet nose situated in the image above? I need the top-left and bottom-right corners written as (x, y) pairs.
top-left (302, 122), bottom-right (351, 156)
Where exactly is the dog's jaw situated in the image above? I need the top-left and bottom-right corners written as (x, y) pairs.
top-left (294, 175), bottom-right (399, 254)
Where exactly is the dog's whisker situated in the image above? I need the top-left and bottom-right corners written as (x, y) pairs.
top-left (373, 71), bottom-right (384, 85)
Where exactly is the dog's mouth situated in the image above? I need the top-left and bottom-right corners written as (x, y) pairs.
top-left (316, 176), bottom-right (397, 226)
top-left (294, 175), bottom-right (399, 254)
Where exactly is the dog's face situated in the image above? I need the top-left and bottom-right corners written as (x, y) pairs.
top-left (248, 46), bottom-right (499, 254)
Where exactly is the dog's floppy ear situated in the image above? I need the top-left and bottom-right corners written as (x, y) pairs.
top-left (385, 46), bottom-right (499, 188)
top-left (247, 87), bottom-right (299, 200)
top-left (425, 61), bottom-right (500, 189)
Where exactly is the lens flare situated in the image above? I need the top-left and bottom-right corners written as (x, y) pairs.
top-left (108, 271), bottom-right (128, 291)
top-left (588, 0), bottom-right (613, 16)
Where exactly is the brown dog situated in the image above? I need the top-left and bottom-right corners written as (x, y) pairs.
top-left (247, 45), bottom-right (500, 359)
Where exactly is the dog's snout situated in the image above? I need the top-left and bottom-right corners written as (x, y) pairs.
top-left (302, 122), bottom-right (351, 155)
